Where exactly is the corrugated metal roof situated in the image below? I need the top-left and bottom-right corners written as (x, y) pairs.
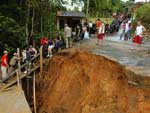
top-left (57, 11), bottom-right (85, 17)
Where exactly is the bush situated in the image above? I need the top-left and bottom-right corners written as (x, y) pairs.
top-left (135, 3), bottom-right (150, 30)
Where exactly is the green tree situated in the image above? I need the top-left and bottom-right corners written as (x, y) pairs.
top-left (135, 3), bottom-right (150, 29)
top-left (0, 0), bottom-right (64, 56)
top-left (84, 0), bottom-right (123, 18)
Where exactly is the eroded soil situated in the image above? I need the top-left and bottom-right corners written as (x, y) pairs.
top-left (36, 51), bottom-right (150, 113)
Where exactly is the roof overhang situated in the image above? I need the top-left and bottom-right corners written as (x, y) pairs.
top-left (57, 11), bottom-right (85, 18)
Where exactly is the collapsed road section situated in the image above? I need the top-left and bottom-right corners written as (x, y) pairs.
top-left (36, 51), bottom-right (150, 113)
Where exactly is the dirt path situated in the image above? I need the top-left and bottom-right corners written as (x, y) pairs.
top-left (0, 85), bottom-right (31, 113)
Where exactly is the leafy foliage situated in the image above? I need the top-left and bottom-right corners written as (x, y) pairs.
top-left (0, 0), bottom-right (64, 56)
top-left (0, 3), bottom-right (26, 55)
top-left (135, 3), bottom-right (150, 30)
top-left (84, 0), bottom-right (123, 18)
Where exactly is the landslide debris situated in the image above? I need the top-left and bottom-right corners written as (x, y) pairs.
top-left (36, 51), bottom-right (150, 113)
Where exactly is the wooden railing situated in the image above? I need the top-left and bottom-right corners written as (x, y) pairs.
top-left (2, 53), bottom-right (40, 82)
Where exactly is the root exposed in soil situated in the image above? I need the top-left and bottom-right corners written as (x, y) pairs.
top-left (36, 51), bottom-right (150, 113)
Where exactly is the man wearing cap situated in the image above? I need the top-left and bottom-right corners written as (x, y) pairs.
top-left (1, 51), bottom-right (9, 80)
top-left (64, 24), bottom-right (72, 48)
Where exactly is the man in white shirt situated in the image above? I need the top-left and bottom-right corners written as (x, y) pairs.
top-left (133, 21), bottom-right (146, 45)
top-left (135, 21), bottom-right (146, 37)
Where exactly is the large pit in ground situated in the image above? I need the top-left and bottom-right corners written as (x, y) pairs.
top-left (36, 51), bottom-right (150, 113)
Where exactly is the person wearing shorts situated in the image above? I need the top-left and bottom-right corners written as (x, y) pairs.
top-left (98, 22), bottom-right (105, 47)
top-left (47, 39), bottom-right (55, 57)
top-left (133, 21), bottom-right (146, 45)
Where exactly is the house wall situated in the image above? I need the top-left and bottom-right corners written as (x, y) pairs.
top-left (57, 17), bottom-right (83, 31)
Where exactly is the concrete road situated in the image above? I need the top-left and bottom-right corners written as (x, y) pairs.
top-left (76, 33), bottom-right (150, 77)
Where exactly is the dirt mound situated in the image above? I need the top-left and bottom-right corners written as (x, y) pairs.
top-left (36, 51), bottom-right (150, 113)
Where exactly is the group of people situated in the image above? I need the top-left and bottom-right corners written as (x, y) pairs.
top-left (72, 17), bottom-right (124, 47)
top-left (73, 18), bottom-right (122, 42)
top-left (0, 18), bottom-right (147, 82)
top-left (120, 19), bottom-right (132, 40)
top-left (40, 33), bottom-right (65, 58)
top-left (120, 20), bottom-right (146, 45)
top-left (73, 17), bottom-right (147, 47)
top-left (0, 45), bottom-right (37, 82)
top-left (41, 23), bottom-right (90, 57)
top-left (71, 19), bottom-right (105, 45)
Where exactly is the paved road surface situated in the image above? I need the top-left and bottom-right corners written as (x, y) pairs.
top-left (77, 32), bottom-right (150, 76)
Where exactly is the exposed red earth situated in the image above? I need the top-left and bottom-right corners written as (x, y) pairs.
top-left (36, 51), bottom-right (150, 113)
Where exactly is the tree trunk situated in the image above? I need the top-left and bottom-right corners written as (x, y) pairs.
top-left (25, 4), bottom-right (30, 46)
top-left (29, 8), bottom-right (35, 43)
top-left (41, 16), bottom-right (43, 37)
top-left (86, 0), bottom-right (89, 18)
top-left (19, 0), bottom-right (23, 5)
top-left (30, 8), bottom-right (35, 37)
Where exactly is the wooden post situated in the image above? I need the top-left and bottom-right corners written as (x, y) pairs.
top-left (40, 46), bottom-right (43, 76)
top-left (16, 70), bottom-right (20, 90)
top-left (33, 72), bottom-right (37, 113)
top-left (26, 77), bottom-right (30, 102)
top-left (86, 0), bottom-right (89, 18)
top-left (17, 48), bottom-right (21, 75)
top-left (33, 40), bottom-right (36, 48)
top-left (57, 18), bottom-right (60, 30)
top-left (17, 48), bottom-right (22, 86)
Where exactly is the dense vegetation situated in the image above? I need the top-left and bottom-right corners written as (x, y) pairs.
top-left (1, 0), bottom-right (149, 56)
top-left (84, 0), bottom-right (124, 17)
top-left (0, 0), bottom-right (64, 56)
top-left (135, 3), bottom-right (150, 30)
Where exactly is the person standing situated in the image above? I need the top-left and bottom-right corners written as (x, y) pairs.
top-left (9, 52), bottom-right (19, 73)
top-left (75, 24), bottom-right (81, 41)
top-left (28, 45), bottom-right (37, 69)
top-left (64, 24), bottom-right (72, 48)
top-left (96, 19), bottom-right (101, 31)
top-left (133, 21), bottom-right (146, 45)
top-left (22, 49), bottom-right (28, 73)
top-left (124, 20), bottom-right (131, 40)
top-left (47, 39), bottom-right (55, 57)
top-left (127, 22), bottom-right (132, 40)
top-left (22, 49), bottom-right (27, 63)
top-left (96, 19), bottom-right (102, 44)
top-left (120, 21), bottom-right (126, 40)
top-left (89, 21), bottom-right (93, 37)
top-left (28, 45), bottom-right (37, 58)
top-left (98, 22), bottom-right (105, 47)
top-left (83, 25), bottom-right (89, 39)
top-left (80, 25), bottom-right (87, 41)
top-left (1, 51), bottom-right (9, 80)
top-left (84, 19), bottom-right (89, 32)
